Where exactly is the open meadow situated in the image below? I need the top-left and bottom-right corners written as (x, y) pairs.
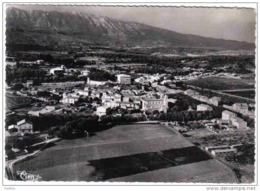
top-left (185, 77), bottom-right (254, 90)
top-left (14, 123), bottom-right (237, 182)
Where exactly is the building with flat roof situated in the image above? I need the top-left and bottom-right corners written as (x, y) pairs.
top-left (211, 148), bottom-right (237, 156)
top-left (117, 74), bottom-right (131, 84)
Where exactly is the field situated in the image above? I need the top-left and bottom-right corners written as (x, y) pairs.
top-left (223, 90), bottom-right (255, 99)
top-left (6, 93), bottom-right (33, 112)
top-left (185, 77), bottom-right (254, 90)
top-left (14, 124), bottom-right (237, 182)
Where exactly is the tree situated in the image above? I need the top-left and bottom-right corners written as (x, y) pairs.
top-left (11, 83), bottom-right (24, 91)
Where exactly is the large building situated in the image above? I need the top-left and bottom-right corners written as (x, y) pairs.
top-left (211, 148), bottom-right (237, 156)
top-left (117, 74), bottom-right (131, 84)
top-left (141, 93), bottom-right (168, 113)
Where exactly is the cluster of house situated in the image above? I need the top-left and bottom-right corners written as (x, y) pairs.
top-left (134, 73), bottom-right (165, 85)
top-left (223, 103), bottom-right (254, 119)
top-left (96, 91), bottom-right (169, 117)
top-left (7, 119), bottom-right (33, 136)
top-left (220, 110), bottom-right (248, 130)
top-left (184, 89), bottom-right (222, 111)
top-left (55, 74), bottom-right (169, 117)
top-left (200, 110), bottom-right (248, 134)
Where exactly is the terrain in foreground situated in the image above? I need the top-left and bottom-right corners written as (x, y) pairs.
top-left (15, 124), bottom-right (237, 182)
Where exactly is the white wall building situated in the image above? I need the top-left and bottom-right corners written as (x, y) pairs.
top-left (197, 104), bottom-right (213, 111)
top-left (210, 97), bottom-right (221, 106)
top-left (8, 119), bottom-right (33, 135)
top-left (232, 103), bottom-right (249, 113)
top-left (211, 148), bottom-right (237, 156)
top-left (141, 94), bottom-right (168, 113)
top-left (96, 106), bottom-right (110, 117)
top-left (50, 66), bottom-right (64, 75)
top-left (230, 117), bottom-right (247, 129)
top-left (61, 96), bottom-right (79, 105)
top-left (81, 70), bottom-right (90, 76)
top-left (117, 74), bottom-right (131, 84)
top-left (222, 110), bottom-right (237, 121)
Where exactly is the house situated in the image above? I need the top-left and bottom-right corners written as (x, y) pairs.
top-left (16, 119), bottom-right (33, 134)
top-left (198, 96), bottom-right (209, 103)
top-left (96, 106), bottom-right (110, 117)
top-left (8, 119), bottom-right (33, 135)
top-left (232, 103), bottom-right (249, 113)
top-left (50, 66), bottom-right (64, 75)
top-left (87, 78), bottom-right (107, 86)
top-left (103, 101), bottom-right (120, 108)
top-left (197, 104), bottom-right (213, 111)
top-left (36, 60), bottom-right (44, 64)
top-left (205, 145), bottom-right (230, 152)
top-left (116, 74), bottom-right (131, 84)
top-left (210, 97), bottom-right (221, 106)
top-left (61, 96), bottom-right (79, 105)
top-left (222, 110), bottom-right (237, 121)
top-left (81, 70), bottom-right (90, 76)
top-left (184, 89), bottom-right (197, 96)
top-left (77, 90), bottom-right (89, 97)
top-left (89, 90), bottom-right (102, 98)
top-left (120, 102), bottom-right (140, 110)
top-left (230, 117), bottom-right (247, 129)
top-left (26, 80), bottom-right (34, 88)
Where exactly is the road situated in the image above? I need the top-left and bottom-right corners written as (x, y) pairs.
top-left (187, 85), bottom-right (255, 102)
top-left (5, 138), bottom-right (60, 181)
top-left (219, 89), bottom-right (255, 92)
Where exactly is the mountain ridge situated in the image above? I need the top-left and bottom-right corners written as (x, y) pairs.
top-left (6, 7), bottom-right (255, 51)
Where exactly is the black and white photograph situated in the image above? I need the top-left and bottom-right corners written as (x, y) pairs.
top-left (2, 1), bottom-right (258, 189)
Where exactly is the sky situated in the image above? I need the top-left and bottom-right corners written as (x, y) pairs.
top-left (9, 5), bottom-right (256, 43)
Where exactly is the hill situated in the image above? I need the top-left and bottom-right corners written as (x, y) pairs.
top-left (6, 7), bottom-right (255, 51)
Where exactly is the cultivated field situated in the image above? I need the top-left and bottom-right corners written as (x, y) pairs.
top-left (14, 124), bottom-right (237, 182)
top-left (6, 93), bottom-right (33, 112)
top-left (185, 77), bottom-right (254, 90)
top-left (224, 90), bottom-right (255, 99)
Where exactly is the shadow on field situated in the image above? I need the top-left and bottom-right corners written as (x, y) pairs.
top-left (87, 146), bottom-right (212, 181)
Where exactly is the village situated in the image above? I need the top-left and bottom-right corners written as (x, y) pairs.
top-left (5, 55), bottom-right (255, 164)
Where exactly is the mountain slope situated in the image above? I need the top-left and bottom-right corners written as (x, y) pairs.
top-left (6, 7), bottom-right (255, 51)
